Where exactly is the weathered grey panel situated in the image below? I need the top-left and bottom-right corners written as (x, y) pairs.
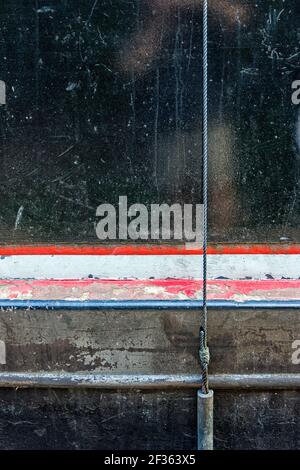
top-left (0, 389), bottom-right (298, 450)
top-left (0, 309), bottom-right (298, 374)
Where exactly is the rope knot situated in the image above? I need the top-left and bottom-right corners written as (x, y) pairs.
top-left (199, 346), bottom-right (210, 367)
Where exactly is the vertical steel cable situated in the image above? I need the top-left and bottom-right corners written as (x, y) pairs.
top-left (199, 0), bottom-right (210, 395)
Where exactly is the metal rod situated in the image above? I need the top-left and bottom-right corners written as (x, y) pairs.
top-left (197, 390), bottom-right (214, 450)
top-left (0, 372), bottom-right (299, 390)
top-left (1, 299), bottom-right (299, 310)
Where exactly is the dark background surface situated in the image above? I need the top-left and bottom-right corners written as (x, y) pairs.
top-left (0, 0), bottom-right (300, 242)
top-left (0, 388), bottom-right (299, 450)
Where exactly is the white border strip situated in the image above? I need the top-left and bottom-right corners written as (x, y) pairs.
top-left (0, 255), bottom-right (299, 280)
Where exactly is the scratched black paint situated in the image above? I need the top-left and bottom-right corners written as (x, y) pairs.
top-left (0, 388), bottom-right (298, 449)
top-left (0, 0), bottom-right (299, 242)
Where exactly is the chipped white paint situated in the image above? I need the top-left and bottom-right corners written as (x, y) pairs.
top-left (0, 341), bottom-right (6, 365)
top-left (0, 254), bottom-right (298, 280)
top-left (0, 81), bottom-right (6, 105)
top-left (14, 206), bottom-right (24, 231)
top-left (292, 340), bottom-right (300, 365)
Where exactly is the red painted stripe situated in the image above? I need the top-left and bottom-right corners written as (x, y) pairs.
top-left (0, 279), bottom-right (300, 301)
top-left (0, 244), bottom-right (198, 256)
top-left (0, 243), bottom-right (299, 256)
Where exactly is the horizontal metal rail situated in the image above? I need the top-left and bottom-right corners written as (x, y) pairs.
top-left (0, 373), bottom-right (299, 390)
top-left (1, 300), bottom-right (300, 309)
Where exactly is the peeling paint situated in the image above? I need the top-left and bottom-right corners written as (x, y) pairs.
top-left (0, 279), bottom-right (299, 303)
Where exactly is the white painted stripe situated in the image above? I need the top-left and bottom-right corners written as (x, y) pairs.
top-left (0, 255), bottom-right (299, 280)
top-left (0, 341), bottom-right (5, 365)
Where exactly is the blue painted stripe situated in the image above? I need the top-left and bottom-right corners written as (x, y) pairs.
top-left (0, 299), bottom-right (299, 309)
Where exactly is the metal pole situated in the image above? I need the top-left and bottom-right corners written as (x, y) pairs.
top-left (0, 299), bottom-right (300, 309)
top-left (0, 373), bottom-right (298, 390)
top-left (197, 390), bottom-right (214, 450)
